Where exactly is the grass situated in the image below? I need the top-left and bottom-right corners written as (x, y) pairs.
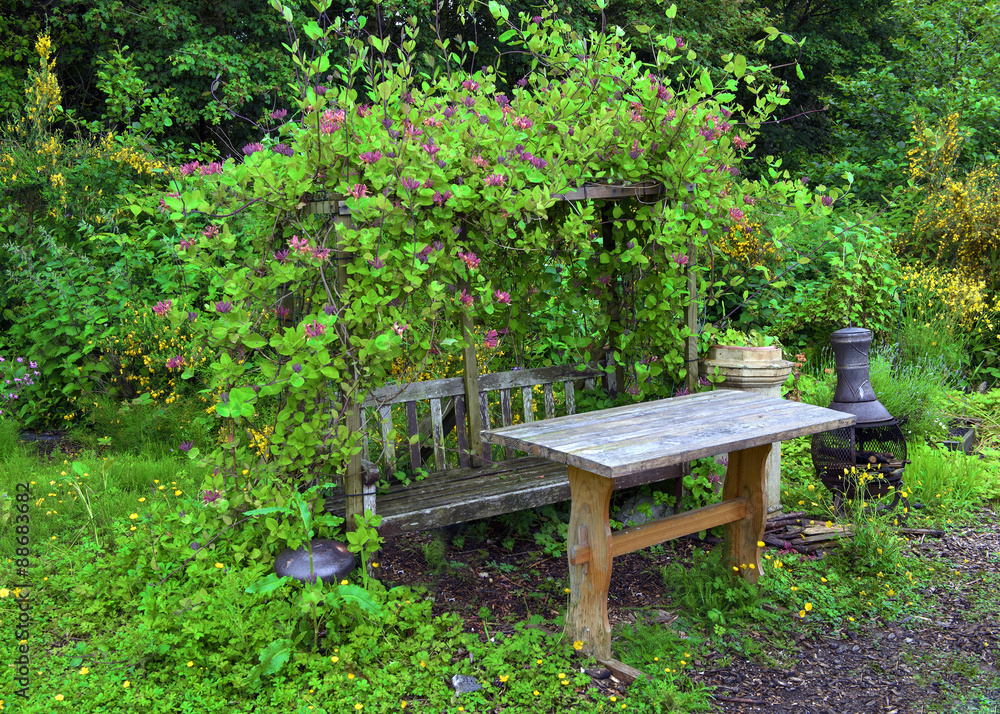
top-left (1, 390), bottom-right (999, 713)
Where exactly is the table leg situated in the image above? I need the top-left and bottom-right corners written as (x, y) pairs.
top-left (565, 465), bottom-right (614, 660)
top-left (721, 443), bottom-right (771, 584)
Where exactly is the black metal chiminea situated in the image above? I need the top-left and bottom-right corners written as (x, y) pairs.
top-left (811, 327), bottom-right (909, 511)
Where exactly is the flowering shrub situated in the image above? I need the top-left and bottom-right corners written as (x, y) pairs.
top-left (713, 216), bottom-right (777, 268)
top-left (0, 355), bottom-right (40, 422)
top-left (899, 264), bottom-right (999, 379)
top-left (901, 114), bottom-right (1000, 297)
top-left (153, 1), bottom-right (830, 504)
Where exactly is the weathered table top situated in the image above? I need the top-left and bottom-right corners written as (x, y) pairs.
top-left (481, 389), bottom-right (856, 479)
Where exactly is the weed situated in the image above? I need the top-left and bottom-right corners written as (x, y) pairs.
top-left (0, 418), bottom-right (23, 461)
top-left (905, 443), bottom-right (1000, 523)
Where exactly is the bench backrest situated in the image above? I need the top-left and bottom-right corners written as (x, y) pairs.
top-left (359, 363), bottom-right (604, 476)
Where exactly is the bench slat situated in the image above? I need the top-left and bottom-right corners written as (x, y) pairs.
top-left (360, 407), bottom-right (369, 461)
top-left (479, 392), bottom-right (492, 463)
top-left (544, 383), bottom-right (555, 419)
top-left (499, 390), bottom-right (512, 459)
top-left (405, 401), bottom-right (420, 470)
top-left (323, 457), bottom-right (684, 535)
top-left (430, 397), bottom-right (446, 470)
top-left (522, 386), bottom-right (534, 423)
top-left (455, 395), bottom-right (470, 468)
top-left (565, 381), bottom-right (576, 415)
top-left (478, 364), bottom-right (602, 392)
top-left (500, 388), bottom-right (512, 427)
top-left (363, 376), bottom-right (465, 407)
top-left (378, 405), bottom-right (396, 469)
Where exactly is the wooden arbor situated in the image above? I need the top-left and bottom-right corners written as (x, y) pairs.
top-left (298, 181), bottom-right (701, 529)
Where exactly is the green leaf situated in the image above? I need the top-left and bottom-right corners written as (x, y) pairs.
top-left (337, 583), bottom-right (382, 615)
top-left (246, 573), bottom-right (290, 594)
top-left (245, 506), bottom-right (286, 517)
top-left (666, 4), bottom-right (677, 19)
top-left (699, 71), bottom-right (713, 95)
top-left (258, 638), bottom-right (292, 676)
top-left (733, 55), bottom-right (746, 79)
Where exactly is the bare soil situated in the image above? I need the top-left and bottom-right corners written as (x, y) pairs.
top-left (377, 514), bottom-right (1000, 714)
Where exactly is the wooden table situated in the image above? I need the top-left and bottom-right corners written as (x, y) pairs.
top-left (481, 389), bottom-right (855, 659)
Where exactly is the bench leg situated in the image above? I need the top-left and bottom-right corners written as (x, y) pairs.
top-left (721, 443), bottom-right (771, 584)
top-left (565, 465), bottom-right (614, 660)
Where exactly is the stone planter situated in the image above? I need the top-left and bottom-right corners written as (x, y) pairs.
top-left (699, 345), bottom-right (794, 516)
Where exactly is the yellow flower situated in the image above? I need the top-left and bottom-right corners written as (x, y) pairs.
top-left (123, 681), bottom-right (130, 688)
top-left (79, 667), bottom-right (89, 675)
top-left (55, 694), bottom-right (65, 701)
top-left (757, 540), bottom-right (765, 548)
top-left (355, 705), bottom-right (363, 711)
top-left (214, 563), bottom-right (224, 569)
top-left (348, 673), bottom-right (355, 680)
top-left (187, 661), bottom-right (194, 667)
top-left (129, 513), bottom-right (138, 520)
top-left (804, 603), bottom-right (813, 611)
top-left (0, 588), bottom-right (9, 598)
top-left (499, 674), bottom-right (509, 682)
top-left (573, 640), bottom-right (584, 650)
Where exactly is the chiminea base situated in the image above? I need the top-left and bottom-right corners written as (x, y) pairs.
top-left (812, 422), bottom-right (909, 515)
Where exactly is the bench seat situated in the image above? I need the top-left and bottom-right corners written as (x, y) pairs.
top-left (324, 456), bottom-right (682, 536)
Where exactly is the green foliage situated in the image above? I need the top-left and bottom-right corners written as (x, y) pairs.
top-left (0, 418), bottom-right (19, 460)
top-left (837, 483), bottom-right (906, 576)
top-left (869, 347), bottom-right (959, 444)
top-left (752, 209), bottom-right (902, 351)
top-left (681, 457), bottom-right (725, 510)
top-left (712, 327), bottom-right (778, 347)
top-left (613, 618), bottom-right (715, 713)
top-left (819, 0), bottom-right (1000, 202)
top-left (661, 548), bottom-right (764, 635)
top-left (157, 0), bottom-right (830, 500)
top-left (905, 443), bottom-right (1000, 521)
top-left (954, 388), bottom-right (1000, 452)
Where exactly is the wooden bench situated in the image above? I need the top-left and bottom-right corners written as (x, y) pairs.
top-left (323, 361), bottom-right (683, 535)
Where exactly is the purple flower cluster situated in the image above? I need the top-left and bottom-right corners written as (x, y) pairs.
top-left (304, 320), bottom-right (326, 338)
top-left (458, 251), bottom-right (480, 270)
top-left (0, 355), bottom-right (40, 417)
